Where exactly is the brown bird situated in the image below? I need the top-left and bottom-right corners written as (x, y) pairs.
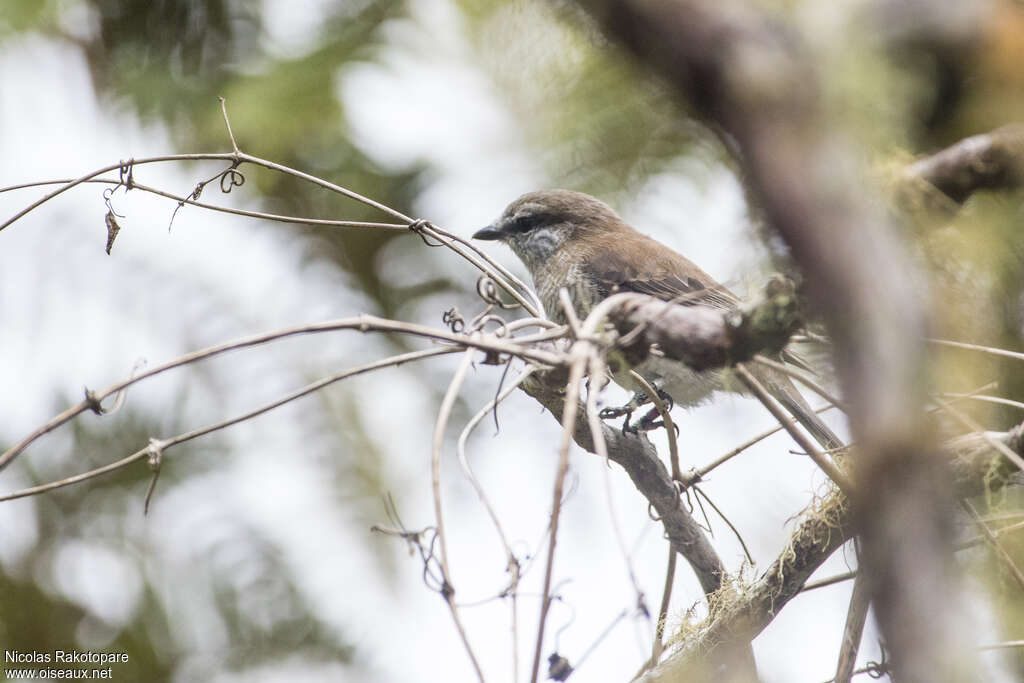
top-left (473, 189), bottom-right (841, 449)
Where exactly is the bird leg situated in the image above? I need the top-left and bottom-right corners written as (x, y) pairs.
top-left (634, 388), bottom-right (675, 432)
top-left (599, 391), bottom-right (645, 433)
top-left (599, 389), bottom-right (675, 434)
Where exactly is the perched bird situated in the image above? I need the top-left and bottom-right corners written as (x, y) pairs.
top-left (473, 189), bottom-right (841, 450)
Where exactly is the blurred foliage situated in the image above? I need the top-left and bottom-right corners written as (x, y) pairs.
top-left (0, 572), bottom-right (175, 682)
top-left (1, 406), bottom-right (352, 681)
top-left (964, 488), bottom-right (1024, 675)
top-left (458, 0), bottom-right (712, 201)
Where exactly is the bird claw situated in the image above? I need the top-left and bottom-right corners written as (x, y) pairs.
top-left (598, 405), bottom-right (640, 434)
top-left (598, 405), bottom-right (631, 420)
top-left (635, 407), bottom-right (664, 432)
top-left (599, 388), bottom-right (678, 435)
top-left (659, 390), bottom-right (675, 411)
top-left (600, 392), bottom-right (646, 434)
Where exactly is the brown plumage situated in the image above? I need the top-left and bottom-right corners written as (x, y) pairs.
top-left (474, 189), bottom-right (842, 450)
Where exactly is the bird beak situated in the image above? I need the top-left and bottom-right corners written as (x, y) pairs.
top-left (472, 223), bottom-right (504, 241)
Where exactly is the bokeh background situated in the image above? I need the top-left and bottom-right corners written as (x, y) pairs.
top-left (2, 1), bottom-right (1023, 681)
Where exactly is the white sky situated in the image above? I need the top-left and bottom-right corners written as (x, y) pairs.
top-left (0, 1), bottom-right (1013, 682)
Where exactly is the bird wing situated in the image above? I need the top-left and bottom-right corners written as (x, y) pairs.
top-left (582, 234), bottom-right (738, 311)
top-left (612, 274), bottom-right (738, 310)
top-left (579, 230), bottom-right (843, 450)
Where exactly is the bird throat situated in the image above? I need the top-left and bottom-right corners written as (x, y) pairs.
top-left (508, 226), bottom-right (570, 275)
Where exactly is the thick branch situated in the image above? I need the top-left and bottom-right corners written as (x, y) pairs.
top-left (604, 276), bottom-right (800, 372)
top-left (905, 124), bottom-right (1024, 204)
top-left (640, 422), bottom-right (1024, 682)
top-left (520, 369), bottom-right (726, 595)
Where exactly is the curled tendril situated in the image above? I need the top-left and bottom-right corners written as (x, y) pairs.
top-left (470, 314), bottom-right (509, 337)
top-left (371, 494), bottom-right (451, 596)
top-left (866, 664), bottom-right (890, 680)
top-left (442, 308), bottom-right (465, 333)
top-left (477, 275), bottom-right (499, 302)
top-left (102, 160), bottom-right (135, 217)
top-left (408, 219), bottom-right (445, 247)
top-left (119, 159), bottom-right (135, 190)
top-left (219, 167), bottom-right (245, 193)
top-left (475, 275), bottom-right (521, 309)
top-left (550, 588), bottom-right (576, 653)
top-left (170, 162), bottom-right (245, 232)
top-left (102, 186), bottom-right (125, 217)
top-left (865, 641), bottom-right (890, 679)
top-left (422, 528), bottom-right (449, 596)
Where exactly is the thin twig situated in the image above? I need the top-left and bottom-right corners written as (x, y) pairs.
top-left (588, 356), bottom-right (648, 618)
top-left (431, 349), bottom-right (487, 683)
top-left (530, 347), bottom-right (587, 683)
top-left (735, 364), bottom-right (854, 495)
top-left (573, 609), bottom-right (629, 672)
top-left (940, 393), bottom-right (1024, 412)
top-left (978, 640), bottom-right (1024, 651)
top-left (752, 354), bottom-right (845, 409)
top-left (625, 370), bottom-right (683, 669)
top-left (0, 151), bottom-right (545, 319)
top-left (426, 222), bottom-right (545, 317)
top-left (629, 371), bottom-right (681, 481)
top-left (0, 316), bottom-right (563, 471)
top-left (0, 348), bottom-right (459, 503)
top-left (971, 511), bottom-right (1024, 524)
top-left (960, 499), bottom-right (1024, 592)
top-left (692, 485), bottom-right (755, 565)
top-left (558, 289), bottom-right (584, 338)
top-left (490, 356), bottom-right (515, 432)
top-left (957, 519), bottom-right (1024, 551)
top-left (801, 570), bottom-right (857, 593)
top-left (934, 398), bottom-right (1024, 472)
top-left (418, 222), bottom-right (541, 316)
top-left (651, 546), bottom-right (677, 665)
top-left (3, 177), bottom-right (408, 229)
top-left (218, 97), bottom-right (240, 155)
top-left (928, 338), bottom-right (1024, 364)
top-left (234, 151), bottom-right (411, 221)
top-left (834, 571), bottom-right (871, 683)
top-left (1, 153), bottom-right (237, 232)
top-left (696, 404), bottom-right (836, 479)
top-left (142, 438), bottom-right (163, 515)
top-left (457, 366), bottom-right (537, 560)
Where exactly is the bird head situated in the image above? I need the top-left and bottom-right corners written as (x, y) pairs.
top-left (473, 189), bottom-right (624, 273)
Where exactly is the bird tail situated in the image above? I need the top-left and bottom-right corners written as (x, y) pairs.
top-left (756, 366), bottom-right (844, 453)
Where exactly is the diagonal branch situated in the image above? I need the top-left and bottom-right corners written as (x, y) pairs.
top-left (904, 123), bottom-right (1024, 205)
top-left (518, 275), bottom-right (832, 598)
top-left (519, 369), bottom-right (726, 595)
top-left (637, 420), bottom-right (1024, 682)
top-left (833, 571), bottom-right (871, 683)
top-left (0, 347), bottom-right (461, 503)
top-left (0, 316), bottom-right (562, 472)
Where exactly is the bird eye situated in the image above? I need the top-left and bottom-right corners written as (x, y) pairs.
top-left (509, 212), bottom-right (545, 233)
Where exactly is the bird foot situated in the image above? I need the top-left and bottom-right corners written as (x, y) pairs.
top-left (599, 389), bottom-right (675, 434)
top-left (634, 406), bottom-right (665, 432)
top-left (598, 406), bottom-right (639, 435)
top-left (599, 395), bottom-right (641, 434)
